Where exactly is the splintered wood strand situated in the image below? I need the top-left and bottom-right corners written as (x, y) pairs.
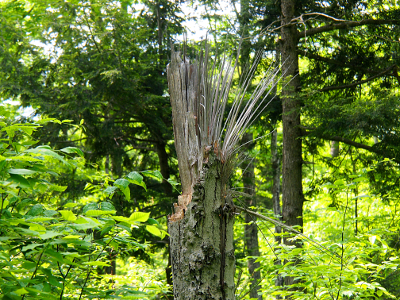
top-left (167, 42), bottom-right (283, 211)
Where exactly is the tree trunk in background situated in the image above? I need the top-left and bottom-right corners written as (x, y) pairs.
top-left (168, 152), bottom-right (235, 299)
top-left (280, 0), bottom-right (304, 290)
top-left (242, 133), bottom-right (262, 300)
top-left (271, 129), bottom-right (283, 296)
top-left (156, 141), bottom-right (172, 196)
top-left (238, 0), bottom-right (262, 296)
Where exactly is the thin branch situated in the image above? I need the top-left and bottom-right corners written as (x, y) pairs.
top-left (235, 205), bottom-right (341, 262)
top-left (298, 19), bottom-right (400, 40)
top-left (319, 64), bottom-right (397, 91)
top-left (302, 128), bottom-right (400, 163)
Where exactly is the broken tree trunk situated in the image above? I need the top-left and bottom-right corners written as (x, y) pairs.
top-left (166, 42), bottom-right (282, 300)
top-left (167, 46), bottom-right (236, 300)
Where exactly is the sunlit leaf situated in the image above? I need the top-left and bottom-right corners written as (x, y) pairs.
top-left (146, 225), bottom-right (162, 237)
top-left (59, 210), bottom-right (77, 221)
top-left (129, 212), bottom-right (149, 222)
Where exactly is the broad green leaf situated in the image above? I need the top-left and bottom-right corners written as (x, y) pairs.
top-left (83, 202), bottom-right (98, 213)
top-left (59, 210), bottom-right (77, 221)
top-left (26, 146), bottom-right (68, 165)
top-left (129, 212), bottom-right (149, 222)
top-left (62, 235), bottom-right (81, 239)
top-left (84, 210), bottom-right (116, 217)
top-left (147, 218), bottom-right (160, 225)
top-left (64, 202), bottom-right (78, 208)
top-left (126, 171), bottom-right (147, 190)
top-left (104, 186), bottom-right (118, 196)
top-left (1, 199), bottom-right (9, 208)
top-left (14, 288), bottom-right (29, 296)
top-left (26, 204), bottom-right (45, 216)
top-left (100, 201), bottom-right (115, 211)
top-left (114, 178), bottom-right (130, 189)
top-left (141, 170), bottom-right (163, 182)
top-left (120, 186), bottom-right (130, 201)
top-left (45, 248), bottom-right (66, 264)
top-left (334, 179), bottom-right (345, 186)
top-left (50, 184), bottom-right (68, 192)
top-left (146, 225), bottom-right (162, 237)
top-left (60, 146), bottom-right (84, 157)
top-left (112, 216), bottom-right (130, 223)
top-left (7, 168), bottom-right (36, 175)
top-left (167, 178), bottom-right (180, 186)
top-left (48, 274), bottom-right (63, 288)
top-left (40, 231), bottom-right (63, 240)
top-left (8, 173), bottom-right (31, 189)
top-left (22, 243), bottom-right (42, 252)
top-left (29, 223), bottom-right (46, 233)
top-left (127, 171), bottom-right (143, 182)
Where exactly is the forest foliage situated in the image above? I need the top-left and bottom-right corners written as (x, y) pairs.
top-left (1, 0), bottom-right (400, 299)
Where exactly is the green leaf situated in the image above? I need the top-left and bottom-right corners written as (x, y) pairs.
top-left (100, 201), bottom-right (115, 211)
top-left (40, 231), bottom-right (63, 240)
top-left (59, 210), bottom-right (77, 221)
top-left (14, 288), bottom-right (29, 296)
top-left (8, 173), bottom-right (31, 189)
top-left (26, 204), bottom-right (45, 216)
top-left (8, 168), bottom-right (36, 175)
top-left (22, 243), bottom-right (42, 252)
top-left (114, 179), bottom-right (131, 200)
top-left (26, 146), bottom-right (68, 165)
top-left (104, 186), bottom-right (118, 196)
top-left (114, 178), bottom-right (130, 189)
top-left (84, 210), bottom-right (116, 217)
top-left (141, 170), bottom-right (163, 182)
top-left (127, 171), bottom-right (143, 182)
top-left (48, 274), bottom-right (63, 288)
top-left (60, 146), bottom-right (84, 157)
top-left (73, 217), bottom-right (101, 230)
top-left (62, 235), bottom-right (81, 240)
top-left (127, 171), bottom-right (147, 191)
top-left (83, 203), bottom-right (99, 213)
top-left (129, 212), bottom-right (150, 222)
top-left (369, 235), bottom-right (377, 245)
top-left (334, 179), bottom-right (345, 186)
top-left (45, 248), bottom-right (66, 264)
top-left (146, 225), bottom-right (162, 237)
top-left (112, 216), bottom-right (130, 223)
top-left (64, 202), bottom-right (78, 208)
top-left (147, 218), bottom-right (160, 225)
top-left (167, 178), bottom-right (180, 186)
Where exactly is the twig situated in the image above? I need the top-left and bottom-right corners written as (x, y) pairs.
top-left (234, 205), bottom-right (341, 262)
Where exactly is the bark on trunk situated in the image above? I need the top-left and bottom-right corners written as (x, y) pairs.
top-left (242, 133), bottom-right (262, 300)
top-left (168, 152), bottom-right (235, 299)
top-left (156, 141), bottom-right (172, 196)
top-left (280, 0), bottom-right (304, 289)
top-left (271, 129), bottom-right (284, 296)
